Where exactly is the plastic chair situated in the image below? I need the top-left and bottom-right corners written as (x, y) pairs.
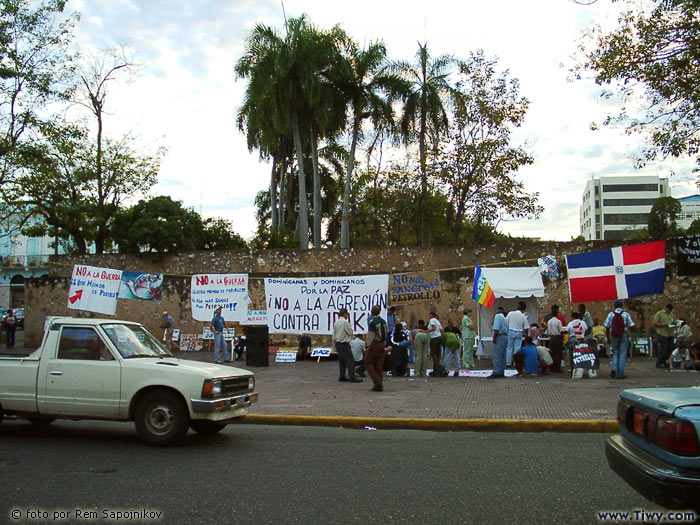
top-left (630, 333), bottom-right (651, 357)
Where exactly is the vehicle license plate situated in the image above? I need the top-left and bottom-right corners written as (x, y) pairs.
top-left (633, 409), bottom-right (645, 436)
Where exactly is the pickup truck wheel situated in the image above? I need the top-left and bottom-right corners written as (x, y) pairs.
top-left (27, 416), bottom-right (55, 426)
top-left (134, 391), bottom-right (189, 446)
top-left (190, 420), bottom-right (227, 435)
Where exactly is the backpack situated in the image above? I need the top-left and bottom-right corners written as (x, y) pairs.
top-left (610, 312), bottom-right (625, 337)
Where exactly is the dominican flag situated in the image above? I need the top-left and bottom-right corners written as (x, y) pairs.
top-left (565, 240), bottom-right (666, 303)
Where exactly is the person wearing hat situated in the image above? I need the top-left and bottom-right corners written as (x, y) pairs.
top-left (603, 299), bottom-right (635, 379)
top-left (332, 308), bottom-right (361, 383)
top-left (160, 311), bottom-right (175, 351)
top-left (488, 306), bottom-right (509, 378)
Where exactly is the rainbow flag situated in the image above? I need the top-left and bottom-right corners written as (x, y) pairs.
top-left (472, 262), bottom-right (495, 309)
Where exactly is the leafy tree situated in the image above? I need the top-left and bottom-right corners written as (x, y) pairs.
top-left (395, 42), bottom-right (455, 246)
top-left (580, 0), bottom-right (700, 177)
top-left (201, 218), bottom-right (247, 250)
top-left (0, 0), bottom-right (78, 222)
top-left (687, 217), bottom-right (700, 234)
top-left (648, 195), bottom-right (682, 238)
top-left (433, 51), bottom-right (540, 243)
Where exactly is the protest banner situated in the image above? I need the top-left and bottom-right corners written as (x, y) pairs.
top-left (264, 274), bottom-right (388, 335)
top-left (190, 274), bottom-right (249, 322)
top-left (388, 271), bottom-right (441, 305)
top-left (275, 349), bottom-right (297, 363)
top-left (240, 310), bottom-right (268, 326)
top-left (179, 334), bottom-right (203, 352)
top-left (67, 264), bottom-right (122, 315)
top-left (572, 342), bottom-right (599, 370)
top-left (119, 271), bottom-right (163, 301)
top-left (171, 329), bottom-right (180, 342)
top-left (310, 348), bottom-right (332, 358)
top-left (202, 327), bottom-right (236, 341)
top-left (677, 234), bottom-right (700, 276)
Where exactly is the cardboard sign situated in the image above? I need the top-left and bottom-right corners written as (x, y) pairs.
top-left (239, 310), bottom-right (268, 326)
top-left (275, 350), bottom-right (297, 363)
top-left (119, 271), bottom-right (163, 301)
top-left (171, 329), bottom-right (181, 342)
top-left (191, 274), bottom-right (249, 322)
top-left (68, 265), bottom-right (122, 315)
top-left (572, 342), bottom-right (599, 370)
top-left (202, 327), bottom-right (236, 340)
top-left (310, 348), bottom-right (332, 358)
top-left (389, 271), bottom-right (441, 305)
top-left (264, 274), bottom-right (388, 335)
top-left (179, 334), bottom-right (203, 352)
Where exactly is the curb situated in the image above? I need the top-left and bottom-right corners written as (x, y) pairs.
top-left (236, 414), bottom-right (619, 433)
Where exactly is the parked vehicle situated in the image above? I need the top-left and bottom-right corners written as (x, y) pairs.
top-left (606, 387), bottom-right (700, 510)
top-left (0, 317), bottom-right (257, 445)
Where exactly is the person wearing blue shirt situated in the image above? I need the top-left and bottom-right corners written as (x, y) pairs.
top-left (210, 307), bottom-right (230, 364)
top-left (514, 336), bottom-right (541, 376)
top-left (488, 306), bottom-right (509, 378)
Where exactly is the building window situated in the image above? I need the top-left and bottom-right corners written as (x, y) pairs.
top-left (594, 186), bottom-right (599, 195)
top-left (602, 183), bottom-right (659, 192)
top-left (604, 230), bottom-right (628, 240)
top-left (602, 198), bottom-right (658, 207)
top-left (603, 213), bottom-right (648, 225)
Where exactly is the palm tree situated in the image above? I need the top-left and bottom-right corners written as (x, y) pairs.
top-left (395, 42), bottom-right (454, 247)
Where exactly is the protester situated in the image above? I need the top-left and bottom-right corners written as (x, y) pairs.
top-left (670, 342), bottom-right (692, 371)
top-left (350, 335), bottom-right (366, 378)
top-left (689, 343), bottom-right (700, 371)
top-left (675, 319), bottom-right (694, 349)
top-left (603, 299), bottom-right (635, 379)
top-left (209, 307), bottom-right (230, 364)
top-left (537, 344), bottom-right (553, 374)
top-left (514, 336), bottom-right (540, 377)
top-left (297, 334), bottom-right (312, 360)
top-left (461, 309), bottom-right (476, 369)
top-left (233, 334), bottom-right (246, 361)
top-left (411, 320), bottom-right (430, 378)
top-left (365, 305), bottom-right (388, 391)
top-left (592, 318), bottom-right (608, 357)
top-left (544, 304), bottom-right (566, 325)
top-left (332, 308), bottom-right (361, 383)
top-left (529, 323), bottom-right (540, 341)
top-left (564, 312), bottom-right (588, 346)
top-left (653, 303), bottom-right (676, 369)
top-left (578, 304), bottom-right (594, 336)
top-left (387, 306), bottom-right (396, 341)
top-left (488, 306), bottom-right (508, 379)
top-left (426, 311), bottom-right (447, 377)
top-left (3, 308), bottom-right (17, 349)
top-left (505, 301), bottom-right (529, 367)
top-left (442, 329), bottom-right (461, 377)
top-left (445, 319), bottom-right (461, 337)
top-left (390, 322), bottom-right (410, 377)
top-left (546, 306), bottom-right (565, 373)
top-left (160, 311), bottom-right (175, 351)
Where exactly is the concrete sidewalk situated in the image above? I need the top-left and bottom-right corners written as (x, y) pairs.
top-left (6, 330), bottom-right (699, 427)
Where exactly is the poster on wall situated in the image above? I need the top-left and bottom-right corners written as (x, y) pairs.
top-left (388, 271), bottom-right (440, 305)
top-left (67, 264), bottom-right (122, 315)
top-left (264, 274), bottom-right (388, 335)
top-left (239, 310), bottom-right (268, 326)
top-left (119, 271), bottom-right (163, 301)
top-left (179, 334), bottom-right (203, 351)
top-left (201, 327), bottom-right (236, 340)
top-left (190, 274), bottom-right (249, 322)
top-left (677, 234), bottom-right (700, 276)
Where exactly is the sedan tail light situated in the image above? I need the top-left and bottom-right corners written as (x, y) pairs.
top-left (616, 399), bottom-right (631, 428)
top-left (654, 417), bottom-right (699, 456)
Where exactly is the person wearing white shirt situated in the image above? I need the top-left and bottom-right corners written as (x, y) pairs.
top-left (564, 312), bottom-right (588, 343)
top-left (426, 312), bottom-right (446, 377)
top-left (505, 302), bottom-right (529, 367)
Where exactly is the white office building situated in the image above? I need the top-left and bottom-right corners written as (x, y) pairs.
top-left (677, 194), bottom-right (700, 230)
top-left (580, 175), bottom-right (670, 241)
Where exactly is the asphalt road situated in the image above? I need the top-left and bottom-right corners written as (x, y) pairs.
top-left (0, 419), bottom-right (665, 524)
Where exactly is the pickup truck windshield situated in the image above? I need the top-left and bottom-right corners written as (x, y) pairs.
top-left (101, 324), bottom-right (173, 359)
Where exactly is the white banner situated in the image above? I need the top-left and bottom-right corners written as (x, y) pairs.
top-left (191, 274), bottom-right (249, 322)
top-left (240, 310), bottom-right (268, 326)
top-left (67, 265), bottom-right (122, 315)
top-left (264, 275), bottom-right (388, 335)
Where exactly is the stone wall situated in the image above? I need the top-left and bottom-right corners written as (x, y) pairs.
top-left (23, 241), bottom-right (699, 347)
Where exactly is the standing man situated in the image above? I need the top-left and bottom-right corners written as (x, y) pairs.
top-left (505, 301), bottom-right (529, 367)
top-left (3, 309), bottom-right (17, 349)
top-left (426, 311), bottom-right (446, 377)
top-left (488, 306), bottom-right (509, 379)
top-left (333, 308), bottom-right (361, 383)
top-left (653, 303), bottom-right (676, 368)
top-left (210, 307), bottom-right (230, 364)
top-left (160, 311), bottom-right (175, 351)
top-left (387, 306), bottom-right (396, 342)
top-left (547, 306), bottom-right (565, 373)
top-left (350, 334), bottom-right (366, 378)
top-left (365, 305), bottom-right (387, 391)
top-left (604, 299), bottom-right (635, 379)
top-left (461, 308), bottom-right (476, 369)
top-left (578, 304), bottom-right (594, 336)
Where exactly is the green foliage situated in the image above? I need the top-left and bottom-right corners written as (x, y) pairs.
top-left (201, 218), bottom-right (247, 251)
top-left (581, 0), bottom-right (700, 176)
top-left (648, 195), bottom-right (682, 238)
top-left (687, 218), bottom-right (700, 235)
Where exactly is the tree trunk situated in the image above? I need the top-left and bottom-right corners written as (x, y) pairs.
top-left (278, 157), bottom-right (287, 234)
top-left (419, 103), bottom-right (430, 248)
top-left (291, 110), bottom-right (309, 249)
top-left (341, 118), bottom-right (360, 249)
top-left (270, 156), bottom-right (278, 231)
top-left (311, 123), bottom-right (321, 249)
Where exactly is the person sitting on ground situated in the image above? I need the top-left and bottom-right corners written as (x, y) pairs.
top-left (233, 334), bottom-right (246, 361)
top-left (297, 334), bottom-right (312, 360)
top-left (670, 342), bottom-right (692, 371)
top-left (350, 334), bottom-right (366, 377)
top-left (537, 344), bottom-right (553, 374)
top-left (689, 343), bottom-right (700, 371)
top-left (442, 328), bottom-right (461, 377)
top-left (514, 336), bottom-right (540, 377)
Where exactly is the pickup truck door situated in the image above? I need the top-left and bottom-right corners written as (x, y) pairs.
top-left (39, 325), bottom-right (121, 418)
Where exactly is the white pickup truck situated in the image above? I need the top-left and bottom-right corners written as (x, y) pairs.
top-left (0, 317), bottom-right (257, 445)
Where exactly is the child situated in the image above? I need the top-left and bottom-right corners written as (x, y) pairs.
top-left (670, 342), bottom-right (692, 370)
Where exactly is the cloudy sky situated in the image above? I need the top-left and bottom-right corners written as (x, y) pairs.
top-left (68, 0), bottom-right (699, 242)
